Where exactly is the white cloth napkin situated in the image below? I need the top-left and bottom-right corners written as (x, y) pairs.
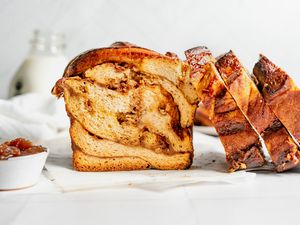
top-left (0, 93), bottom-right (69, 143)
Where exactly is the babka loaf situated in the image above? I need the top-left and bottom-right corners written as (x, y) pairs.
top-left (216, 51), bottom-right (300, 172)
top-left (253, 55), bottom-right (300, 144)
top-left (52, 42), bottom-right (198, 171)
top-left (185, 47), bottom-right (265, 171)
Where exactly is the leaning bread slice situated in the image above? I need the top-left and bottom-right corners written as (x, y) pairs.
top-left (253, 55), bottom-right (300, 144)
top-left (216, 51), bottom-right (300, 172)
top-left (185, 47), bottom-right (265, 171)
top-left (52, 42), bottom-right (196, 171)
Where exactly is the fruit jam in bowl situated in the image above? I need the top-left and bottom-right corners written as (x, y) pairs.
top-left (0, 138), bottom-right (48, 190)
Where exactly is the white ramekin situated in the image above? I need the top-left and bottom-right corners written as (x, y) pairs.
top-left (0, 149), bottom-right (49, 190)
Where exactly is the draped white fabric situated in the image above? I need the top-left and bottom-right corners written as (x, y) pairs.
top-left (0, 93), bottom-right (68, 143)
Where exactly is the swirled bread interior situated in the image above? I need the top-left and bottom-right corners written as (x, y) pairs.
top-left (52, 45), bottom-right (196, 171)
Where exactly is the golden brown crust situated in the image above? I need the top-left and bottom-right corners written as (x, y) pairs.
top-left (253, 55), bottom-right (300, 143)
top-left (52, 47), bottom-right (161, 97)
top-left (55, 46), bottom-right (178, 80)
top-left (216, 51), bottom-right (300, 172)
top-left (73, 148), bottom-right (192, 171)
top-left (73, 148), bottom-right (151, 172)
top-left (185, 47), bottom-right (265, 171)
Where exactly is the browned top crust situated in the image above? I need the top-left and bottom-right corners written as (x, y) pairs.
top-left (52, 42), bottom-right (188, 98)
top-left (63, 47), bottom-right (160, 78)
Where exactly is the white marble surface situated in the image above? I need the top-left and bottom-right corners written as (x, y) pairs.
top-left (1, 132), bottom-right (300, 225)
top-left (1, 128), bottom-right (300, 224)
top-left (2, 168), bottom-right (300, 225)
top-left (1, 0), bottom-right (300, 98)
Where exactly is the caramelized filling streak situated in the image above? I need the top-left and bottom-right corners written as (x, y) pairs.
top-left (69, 62), bottom-right (190, 154)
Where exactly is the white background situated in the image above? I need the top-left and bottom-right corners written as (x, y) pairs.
top-left (0, 0), bottom-right (300, 98)
top-left (2, 2), bottom-right (300, 224)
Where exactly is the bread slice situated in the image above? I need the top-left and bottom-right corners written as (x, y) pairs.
top-left (216, 51), bottom-right (300, 172)
top-left (52, 42), bottom-right (196, 171)
top-left (185, 47), bottom-right (265, 171)
top-left (253, 55), bottom-right (300, 144)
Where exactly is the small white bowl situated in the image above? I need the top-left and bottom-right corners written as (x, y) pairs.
top-left (0, 149), bottom-right (49, 191)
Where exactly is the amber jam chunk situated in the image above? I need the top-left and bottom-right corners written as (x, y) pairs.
top-left (0, 138), bottom-right (46, 160)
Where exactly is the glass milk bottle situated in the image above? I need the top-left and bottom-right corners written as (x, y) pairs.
top-left (9, 30), bottom-right (68, 97)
